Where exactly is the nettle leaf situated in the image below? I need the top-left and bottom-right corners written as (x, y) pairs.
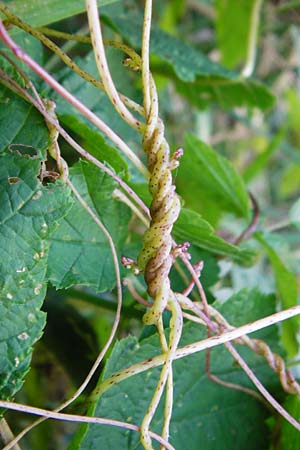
top-left (256, 234), bottom-right (299, 358)
top-left (215, 0), bottom-right (255, 69)
top-left (103, 4), bottom-right (274, 110)
top-left (76, 289), bottom-right (281, 450)
top-left (0, 88), bottom-right (49, 157)
top-left (1, 0), bottom-right (119, 29)
top-left (47, 160), bottom-right (131, 292)
top-left (0, 151), bottom-right (72, 399)
top-left (177, 134), bottom-right (250, 220)
top-left (174, 208), bottom-right (254, 265)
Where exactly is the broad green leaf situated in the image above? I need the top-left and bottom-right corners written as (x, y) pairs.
top-left (0, 88), bottom-right (49, 157)
top-left (173, 208), bottom-right (254, 265)
top-left (289, 198), bottom-right (300, 229)
top-left (215, 0), bottom-right (256, 69)
top-left (103, 3), bottom-right (274, 110)
top-left (177, 134), bottom-right (250, 219)
top-left (1, 0), bottom-right (119, 28)
top-left (74, 289), bottom-right (281, 450)
top-left (0, 151), bottom-right (72, 399)
top-left (47, 159), bottom-right (131, 292)
top-left (281, 395), bottom-right (300, 450)
top-left (256, 234), bottom-right (299, 358)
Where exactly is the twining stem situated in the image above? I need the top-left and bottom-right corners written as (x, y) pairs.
top-left (0, 4), bottom-right (144, 120)
top-left (1, 97), bottom-right (126, 450)
top-left (85, 0), bottom-right (143, 132)
top-left (0, 17), bottom-right (148, 178)
top-left (0, 66), bottom-right (149, 220)
top-left (0, 401), bottom-right (175, 450)
top-left (92, 305), bottom-right (300, 399)
top-left (224, 342), bottom-right (300, 431)
top-left (141, 0), bottom-right (152, 116)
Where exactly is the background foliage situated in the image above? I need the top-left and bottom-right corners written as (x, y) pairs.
top-left (0, 0), bottom-right (300, 449)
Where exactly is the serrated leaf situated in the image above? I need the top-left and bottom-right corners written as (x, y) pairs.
top-left (0, 89), bottom-right (49, 157)
top-left (0, 151), bottom-right (72, 399)
top-left (75, 289), bottom-right (281, 450)
top-left (47, 159), bottom-right (131, 292)
top-left (1, 0), bottom-right (119, 29)
top-left (256, 234), bottom-right (299, 358)
top-left (177, 134), bottom-right (250, 219)
top-left (215, 0), bottom-right (256, 69)
top-left (173, 208), bottom-right (254, 265)
top-left (103, 4), bottom-right (274, 110)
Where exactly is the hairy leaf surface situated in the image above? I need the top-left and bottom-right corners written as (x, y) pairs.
top-left (48, 160), bottom-right (131, 291)
top-left (0, 88), bottom-right (49, 157)
top-left (0, 151), bottom-right (72, 399)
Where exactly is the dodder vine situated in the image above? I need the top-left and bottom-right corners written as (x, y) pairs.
top-left (0, 1), bottom-right (299, 449)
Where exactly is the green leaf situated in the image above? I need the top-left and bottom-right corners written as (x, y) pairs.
top-left (104, 4), bottom-right (274, 110)
top-left (56, 49), bottom-right (143, 180)
top-left (59, 114), bottom-right (129, 179)
top-left (215, 0), bottom-right (255, 69)
top-left (0, 151), bottom-right (72, 399)
top-left (75, 289), bottom-right (281, 450)
top-left (173, 208), bottom-right (254, 265)
top-left (0, 88), bottom-right (49, 157)
top-left (177, 134), bottom-right (250, 219)
top-left (174, 77), bottom-right (274, 111)
top-left (281, 395), bottom-right (300, 450)
top-left (256, 234), bottom-right (299, 358)
top-left (1, 0), bottom-right (119, 29)
top-left (47, 159), bottom-right (131, 292)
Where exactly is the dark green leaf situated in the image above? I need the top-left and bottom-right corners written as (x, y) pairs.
top-left (1, 0), bottom-right (119, 29)
top-left (0, 151), bottom-right (72, 399)
top-left (75, 289), bottom-right (281, 450)
top-left (47, 159), bottom-right (131, 292)
top-left (104, 4), bottom-right (274, 110)
top-left (177, 134), bottom-right (250, 219)
top-left (0, 89), bottom-right (49, 157)
top-left (174, 208), bottom-right (254, 265)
